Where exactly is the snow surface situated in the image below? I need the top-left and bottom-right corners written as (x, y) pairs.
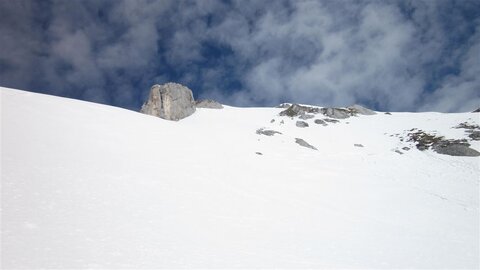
top-left (1, 87), bottom-right (479, 269)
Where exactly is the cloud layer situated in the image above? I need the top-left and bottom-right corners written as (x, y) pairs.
top-left (1, 0), bottom-right (479, 112)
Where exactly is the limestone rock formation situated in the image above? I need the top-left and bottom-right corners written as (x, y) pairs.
top-left (196, 99), bottom-right (223, 109)
top-left (140, 83), bottom-right (196, 121)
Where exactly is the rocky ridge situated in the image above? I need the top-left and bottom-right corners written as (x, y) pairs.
top-left (256, 103), bottom-right (479, 157)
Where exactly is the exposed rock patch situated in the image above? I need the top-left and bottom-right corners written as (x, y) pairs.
top-left (296, 121), bottom-right (309, 128)
top-left (279, 103), bottom-right (376, 120)
top-left (279, 104), bottom-right (320, 117)
top-left (407, 130), bottom-right (443, 151)
top-left (468, 131), bottom-right (480, 141)
top-left (299, 114), bottom-right (315, 120)
top-left (454, 122), bottom-right (480, 141)
top-left (433, 141), bottom-right (480, 157)
top-left (295, 138), bottom-right (317, 150)
top-left (322, 107), bottom-right (351, 119)
top-left (472, 108), bottom-right (480, 113)
top-left (354, 144), bottom-right (364, 147)
top-left (406, 130), bottom-right (480, 156)
top-left (314, 119), bottom-right (327, 125)
top-left (455, 122), bottom-right (480, 130)
top-left (256, 128), bottom-right (282, 136)
top-left (323, 118), bottom-right (339, 123)
top-left (141, 83), bottom-right (196, 121)
top-left (196, 99), bottom-right (223, 109)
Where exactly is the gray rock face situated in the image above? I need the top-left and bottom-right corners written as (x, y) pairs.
top-left (354, 144), bottom-right (364, 147)
top-left (348, 104), bottom-right (376, 115)
top-left (141, 83), bottom-right (196, 121)
top-left (296, 121), bottom-right (309, 128)
top-left (196, 99), bottom-right (223, 109)
top-left (295, 138), bottom-right (317, 150)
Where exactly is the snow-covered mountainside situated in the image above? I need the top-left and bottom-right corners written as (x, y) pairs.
top-left (1, 87), bottom-right (479, 269)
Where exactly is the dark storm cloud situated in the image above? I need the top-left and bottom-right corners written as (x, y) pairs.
top-left (0, 0), bottom-right (479, 112)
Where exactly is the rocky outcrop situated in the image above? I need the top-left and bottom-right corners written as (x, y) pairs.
top-left (348, 104), bottom-right (376, 115)
top-left (321, 108), bottom-right (351, 119)
top-left (140, 83), bottom-right (196, 121)
top-left (299, 114), bottom-right (315, 120)
top-left (407, 130), bottom-right (480, 156)
top-left (279, 104), bottom-right (320, 117)
top-left (279, 103), bottom-right (376, 120)
top-left (468, 131), bottom-right (480, 141)
top-left (196, 99), bottom-right (223, 109)
top-left (455, 122), bottom-right (480, 141)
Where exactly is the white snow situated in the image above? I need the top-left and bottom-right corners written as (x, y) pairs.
top-left (1, 86), bottom-right (479, 268)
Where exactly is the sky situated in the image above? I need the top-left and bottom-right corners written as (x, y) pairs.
top-left (0, 0), bottom-right (479, 112)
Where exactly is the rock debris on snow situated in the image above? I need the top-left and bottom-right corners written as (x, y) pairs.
top-left (295, 138), bottom-right (317, 150)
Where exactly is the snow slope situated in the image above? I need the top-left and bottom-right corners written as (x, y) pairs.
top-left (1, 87), bottom-right (479, 269)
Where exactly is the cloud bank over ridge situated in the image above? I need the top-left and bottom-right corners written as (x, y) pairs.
top-left (0, 0), bottom-right (479, 112)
